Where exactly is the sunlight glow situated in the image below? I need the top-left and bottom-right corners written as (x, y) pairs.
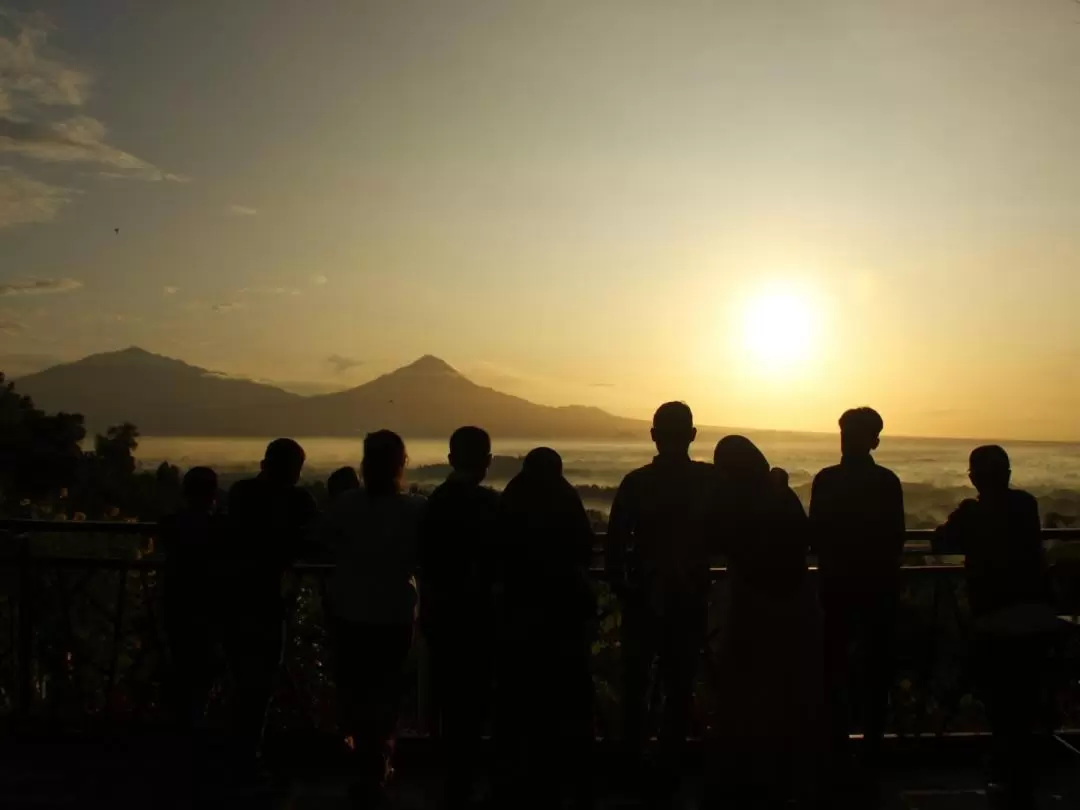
top-left (738, 286), bottom-right (819, 377)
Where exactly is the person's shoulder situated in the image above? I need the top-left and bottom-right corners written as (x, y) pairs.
top-left (290, 485), bottom-right (317, 507)
top-left (873, 464), bottom-right (902, 486)
top-left (1007, 488), bottom-right (1039, 511)
top-left (690, 460), bottom-right (714, 475)
top-left (618, 464), bottom-right (653, 488)
top-left (812, 464), bottom-right (843, 485)
top-left (228, 477), bottom-right (258, 498)
top-left (950, 497), bottom-right (980, 519)
top-left (401, 492), bottom-right (427, 512)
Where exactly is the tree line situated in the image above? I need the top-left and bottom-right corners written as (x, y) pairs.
top-left (0, 373), bottom-right (182, 520)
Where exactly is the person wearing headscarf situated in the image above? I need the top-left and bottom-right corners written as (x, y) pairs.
top-left (496, 447), bottom-right (596, 809)
top-left (708, 435), bottom-right (826, 808)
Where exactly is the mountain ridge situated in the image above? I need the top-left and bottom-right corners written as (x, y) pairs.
top-left (10, 348), bottom-right (646, 439)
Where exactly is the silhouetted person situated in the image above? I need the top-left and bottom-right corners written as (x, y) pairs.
top-left (323, 430), bottom-right (424, 806)
top-left (809, 407), bottom-right (904, 770)
top-left (224, 438), bottom-right (318, 763)
top-left (327, 465), bottom-right (361, 502)
top-left (607, 402), bottom-right (715, 783)
top-left (934, 446), bottom-right (1055, 808)
top-left (497, 448), bottom-right (596, 809)
top-left (708, 437), bottom-right (824, 808)
top-left (418, 426), bottom-right (500, 809)
top-left (159, 466), bottom-right (224, 729)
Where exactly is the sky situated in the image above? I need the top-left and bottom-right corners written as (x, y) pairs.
top-left (1, 0), bottom-right (1079, 441)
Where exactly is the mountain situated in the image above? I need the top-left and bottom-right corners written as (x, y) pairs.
top-left (11, 347), bottom-right (302, 435)
top-left (10, 348), bottom-right (646, 439)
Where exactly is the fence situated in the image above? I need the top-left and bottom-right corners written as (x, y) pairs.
top-left (1, 521), bottom-right (1078, 741)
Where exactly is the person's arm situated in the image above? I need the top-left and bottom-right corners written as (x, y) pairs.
top-left (605, 474), bottom-right (635, 595)
top-left (933, 500), bottom-right (973, 555)
top-left (570, 489), bottom-right (595, 569)
top-left (781, 485), bottom-right (810, 552)
top-left (290, 489), bottom-right (321, 563)
top-left (889, 474), bottom-right (907, 556)
top-left (807, 473), bottom-right (825, 556)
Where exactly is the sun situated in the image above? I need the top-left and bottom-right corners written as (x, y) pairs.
top-left (738, 286), bottom-right (819, 376)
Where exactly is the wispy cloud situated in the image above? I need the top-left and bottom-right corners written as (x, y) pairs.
top-left (238, 286), bottom-right (301, 297)
top-left (0, 277), bottom-right (82, 297)
top-left (0, 14), bottom-right (90, 110)
top-left (0, 317), bottom-right (24, 334)
top-left (589, 382), bottom-right (616, 388)
top-left (0, 115), bottom-right (186, 181)
top-left (0, 15), bottom-right (184, 185)
top-left (327, 354), bottom-right (364, 374)
top-left (227, 204), bottom-right (257, 216)
top-left (312, 274), bottom-right (328, 286)
top-left (211, 301), bottom-right (245, 313)
top-left (0, 165), bottom-right (75, 227)
top-left (163, 285), bottom-right (179, 295)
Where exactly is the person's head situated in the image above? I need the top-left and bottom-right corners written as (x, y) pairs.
top-left (969, 445), bottom-right (1011, 495)
top-left (522, 446), bottom-right (563, 479)
top-left (651, 401), bottom-right (696, 455)
top-left (713, 435), bottom-right (770, 484)
top-left (182, 466), bottom-right (218, 513)
top-left (839, 407), bottom-right (884, 458)
top-left (362, 430), bottom-right (407, 496)
top-left (327, 466), bottom-right (360, 501)
top-left (448, 426), bottom-right (492, 481)
top-left (261, 438), bottom-right (306, 486)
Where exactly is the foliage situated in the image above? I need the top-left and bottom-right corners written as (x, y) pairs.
top-left (0, 380), bottom-right (178, 521)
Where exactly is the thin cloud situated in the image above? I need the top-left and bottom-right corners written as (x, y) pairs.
top-left (211, 301), bottom-right (245, 313)
top-left (327, 354), bottom-right (364, 375)
top-left (0, 318), bottom-right (24, 334)
top-left (0, 15), bottom-right (90, 110)
top-left (238, 286), bottom-right (301, 296)
top-left (0, 165), bottom-right (75, 228)
top-left (312, 274), bottom-right (328, 286)
top-left (0, 277), bottom-right (82, 297)
top-left (0, 115), bottom-right (185, 181)
top-left (163, 285), bottom-right (179, 295)
top-left (0, 17), bottom-right (183, 183)
top-left (227, 204), bottom-right (257, 216)
top-left (589, 382), bottom-right (616, 388)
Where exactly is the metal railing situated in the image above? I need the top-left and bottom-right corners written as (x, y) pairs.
top-left (1, 520), bottom-right (1078, 741)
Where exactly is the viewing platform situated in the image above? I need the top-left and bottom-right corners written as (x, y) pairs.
top-left (1, 521), bottom-right (1078, 808)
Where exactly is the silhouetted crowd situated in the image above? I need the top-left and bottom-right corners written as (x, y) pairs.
top-left (159, 404), bottom-right (1060, 809)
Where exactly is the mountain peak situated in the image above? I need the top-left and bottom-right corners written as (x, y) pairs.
top-left (395, 355), bottom-right (460, 376)
top-left (81, 346), bottom-right (184, 367)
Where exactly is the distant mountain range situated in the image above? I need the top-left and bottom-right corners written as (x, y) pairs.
top-left (10, 348), bottom-right (647, 439)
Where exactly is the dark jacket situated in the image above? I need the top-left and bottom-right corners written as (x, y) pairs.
top-left (933, 488), bottom-right (1049, 618)
top-left (606, 454), bottom-right (715, 613)
top-left (226, 475), bottom-right (318, 622)
top-left (159, 509), bottom-right (226, 624)
top-left (419, 475), bottom-right (500, 633)
top-left (809, 457), bottom-right (905, 599)
top-left (499, 469), bottom-right (595, 627)
top-left (713, 478), bottom-right (810, 598)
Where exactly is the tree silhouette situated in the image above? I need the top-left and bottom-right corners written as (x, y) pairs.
top-left (0, 373), bottom-right (86, 505)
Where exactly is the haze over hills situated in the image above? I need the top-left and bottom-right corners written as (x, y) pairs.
top-left (10, 348), bottom-right (646, 439)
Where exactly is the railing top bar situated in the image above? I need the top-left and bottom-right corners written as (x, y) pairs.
top-left (0, 557), bottom-right (977, 576)
top-left (2, 518), bottom-right (1078, 541)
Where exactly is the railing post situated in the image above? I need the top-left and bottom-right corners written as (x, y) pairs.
top-left (13, 535), bottom-right (33, 720)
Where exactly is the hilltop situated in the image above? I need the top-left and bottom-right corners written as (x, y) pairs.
top-left (11, 348), bottom-right (645, 439)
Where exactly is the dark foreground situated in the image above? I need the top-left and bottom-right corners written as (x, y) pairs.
top-left (1, 732), bottom-right (1077, 809)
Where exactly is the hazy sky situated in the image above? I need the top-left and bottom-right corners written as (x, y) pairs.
top-left (2, 0), bottom-right (1079, 440)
